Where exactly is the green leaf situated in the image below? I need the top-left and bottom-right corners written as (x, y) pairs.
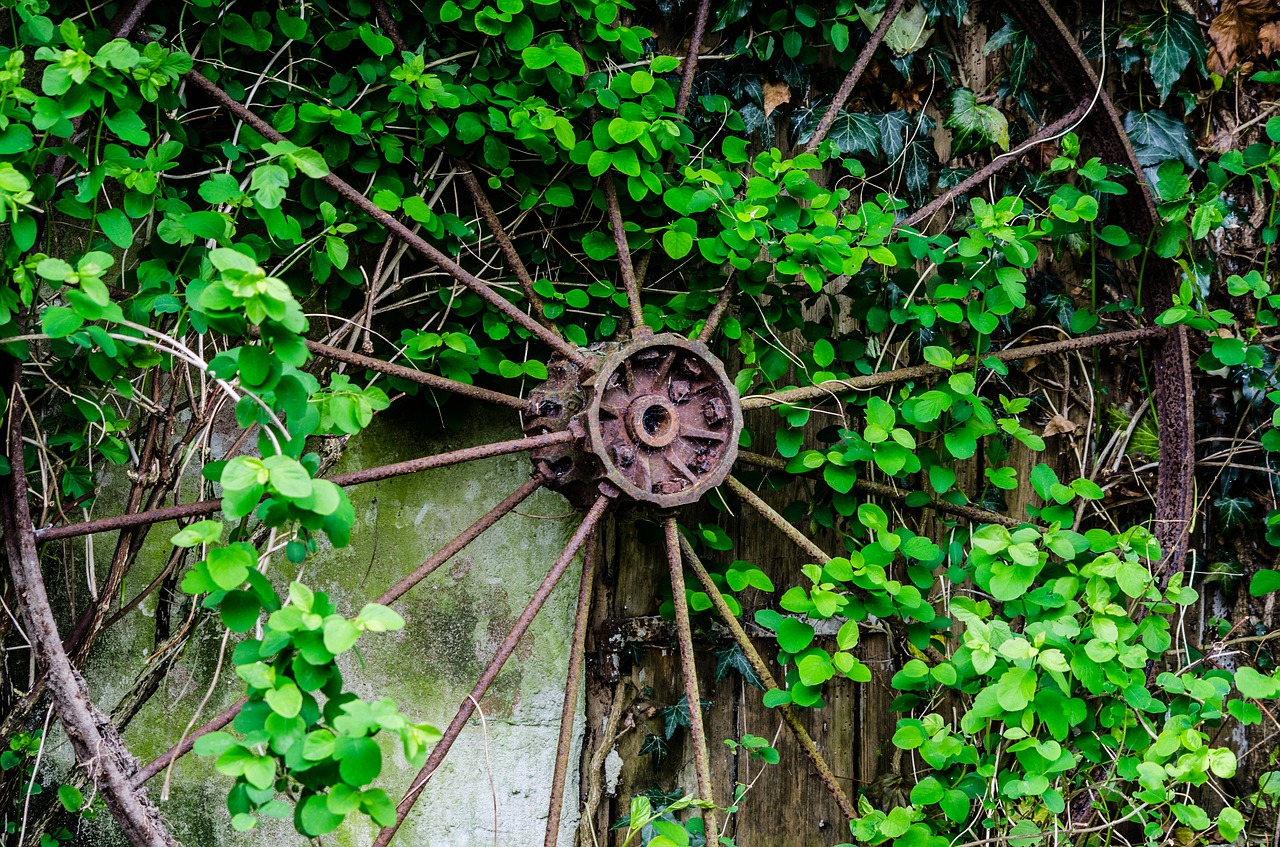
top-left (940, 789), bottom-right (969, 823)
top-left (662, 229), bottom-right (693, 259)
top-left (265, 681), bottom-right (303, 718)
top-left (205, 544), bottom-right (256, 591)
top-left (263, 455), bottom-right (313, 498)
top-left (298, 794), bottom-right (344, 836)
top-left (335, 736), bottom-right (382, 786)
top-left (995, 667), bottom-right (1037, 711)
top-left (323, 616), bottom-right (360, 654)
top-left (944, 88), bottom-right (1009, 153)
top-left (1235, 666), bottom-right (1280, 700)
top-left (220, 590), bottom-right (262, 632)
top-left (41, 307), bottom-right (83, 338)
top-left (355, 603), bottom-right (405, 632)
top-left (775, 617), bottom-right (815, 653)
top-left (0, 124), bottom-right (34, 154)
top-left (1125, 110), bottom-right (1199, 170)
top-left (1250, 569), bottom-right (1280, 596)
top-left (172, 520), bottom-right (223, 548)
top-left (57, 785), bottom-right (83, 812)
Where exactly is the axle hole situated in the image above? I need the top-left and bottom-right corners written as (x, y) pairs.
top-left (642, 404), bottom-right (670, 436)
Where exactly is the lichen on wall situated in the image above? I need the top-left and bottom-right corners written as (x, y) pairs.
top-left (83, 402), bottom-right (586, 846)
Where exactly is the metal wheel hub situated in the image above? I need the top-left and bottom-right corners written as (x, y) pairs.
top-left (525, 333), bottom-right (742, 508)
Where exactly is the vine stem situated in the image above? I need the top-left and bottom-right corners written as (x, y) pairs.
top-left (740, 325), bottom-right (1166, 410)
top-left (374, 495), bottom-right (611, 847)
top-left (35, 431), bottom-right (573, 542)
top-left (1, 361), bottom-right (178, 847)
top-left (663, 518), bottom-right (718, 844)
top-left (803, 0), bottom-right (908, 153)
top-left (677, 535), bottom-right (858, 820)
top-left (172, 62), bottom-right (587, 366)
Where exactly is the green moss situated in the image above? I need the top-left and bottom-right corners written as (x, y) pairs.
top-left (84, 401), bottom-right (585, 846)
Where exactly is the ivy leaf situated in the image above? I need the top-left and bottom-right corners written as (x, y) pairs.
top-left (1125, 110), bottom-right (1199, 170)
top-left (945, 88), bottom-right (1010, 154)
top-left (984, 14), bottom-right (1033, 95)
top-left (715, 644), bottom-right (764, 690)
top-left (826, 111), bottom-right (880, 156)
top-left (1142, 10), bottom-right (1205, 105)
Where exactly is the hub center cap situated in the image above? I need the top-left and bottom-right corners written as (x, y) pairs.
top-left (525, 333), bottom-right (743, 508)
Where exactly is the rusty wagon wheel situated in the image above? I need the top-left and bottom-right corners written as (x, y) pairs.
top-left (12, 0), bottom-right (1198, 844)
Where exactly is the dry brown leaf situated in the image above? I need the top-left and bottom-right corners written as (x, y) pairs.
top-left (763, 81), bottom-right (791, 117)
top-left (1209, 0), bottom-right (1280, 76)
top-left (1042, 415), bottom-right (1078, 437)
top-left (1261, 21), bottom-right (1280, 56)
top-left (891, 80), bottom-right (929, 113)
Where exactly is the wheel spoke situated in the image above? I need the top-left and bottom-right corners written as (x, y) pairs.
top-left (303, 338), bottom-right (528, 411)
top-left (174, 64), bottom-right (586, 366)
top-left (376, 477), bottom-right (545, 606)
top-left (664, 517), bottom-right (718, 844)
top-left (458, 165), bottom-right (562, 337)
top-left (603, 173), bottom-right (647, 336)
top-left (543, 530), bottom-right (598, 847)
top-left (735, 451), bottom-right (1020, 528)
top-left (696, 281), bottom-right (736, 345)
top-left (132, 698), bottom-right (245, 787)
top-left (374, 495), bottom-right (611, 847)
top-left (35, 431), bottom-right (574, 542)
top-left (725, 475), bottom-right (829, 562)
top-left (740, 326), bottom-right (1164, 411)
top-left (677, 535), bottom-right (857, 820)
top-left (673, 0), bottom-right (714, 116)
top-left (136, 490), bottom-right (608, 792)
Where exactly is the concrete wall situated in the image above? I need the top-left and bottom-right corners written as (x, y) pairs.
top-left (82, 403), bottom-right (583, 846)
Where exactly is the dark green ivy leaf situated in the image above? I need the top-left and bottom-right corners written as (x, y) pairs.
top-left (984, 14), bottom-right (1034, 96)
top-left (660, 695), bottom-right (714, 739)
top-left (826, 111), bottom-right (880, 157)
top-left (1140, 10), bottom-right (1205, 105)
top-left (715, 643), bottom-right (765, 690)
top-left (1124, 110), bottom-right (1199, 170)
